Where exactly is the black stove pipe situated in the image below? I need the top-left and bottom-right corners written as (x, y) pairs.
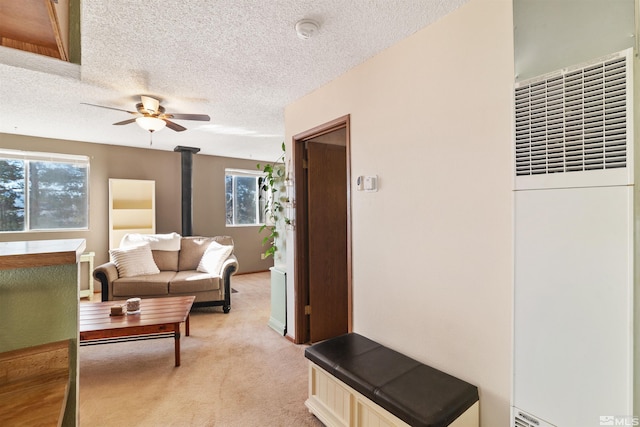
top-left (173, 146), bottom-right (200, 236)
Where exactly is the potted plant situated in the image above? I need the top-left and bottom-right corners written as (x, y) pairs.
top-left (257, 143), bottom-right (291, 261)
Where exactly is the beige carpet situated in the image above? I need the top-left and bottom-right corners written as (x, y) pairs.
top-left (79, 271), bottom-right (323, 427)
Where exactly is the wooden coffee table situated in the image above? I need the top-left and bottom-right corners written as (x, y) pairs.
top-left (79, 296), bottom-right (195, 367)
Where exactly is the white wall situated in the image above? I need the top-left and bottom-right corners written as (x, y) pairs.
top-left (284, 0), bottom-right (514, 425)
top-left (513, 0), bottom-right (634, 81)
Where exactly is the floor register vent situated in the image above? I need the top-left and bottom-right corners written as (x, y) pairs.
top-left (514, 49), bottom-right (631, 178)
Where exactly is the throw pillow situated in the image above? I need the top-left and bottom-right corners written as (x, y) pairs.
top-left (179, 237), bottom-right (215, 271)
top-left (197, 241), bottom-right (233, 275)
top-left (109, 243), bottom-right (160, 277)
top-left (120, 232), bottom-right (182, 251)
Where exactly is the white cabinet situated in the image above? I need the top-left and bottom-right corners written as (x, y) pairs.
top-left (79, 251), bottom-right (95, 299)
top-left (513, 187), bottom-right (634, 426)
top-left (268, 267), bottom-right (286, 335)
top-left (108, 179), bottom-right (155, 249)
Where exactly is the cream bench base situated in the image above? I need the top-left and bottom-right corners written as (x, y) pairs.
top-left (306, 363), bottom-right (479, 427)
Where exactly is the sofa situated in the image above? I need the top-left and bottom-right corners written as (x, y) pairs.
top-left (93, 234), bottom-right (238, 313)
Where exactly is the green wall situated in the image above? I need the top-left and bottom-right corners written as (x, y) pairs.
top-left (0, 263), bottom-right (79, 426)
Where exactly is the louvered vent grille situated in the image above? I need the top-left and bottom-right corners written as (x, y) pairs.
top-left (515, 53), bottom-right (628, 176)
top-left (512, 409), bottom-right (556, 427)
top-left (514, 415), bottom-right (536, 427)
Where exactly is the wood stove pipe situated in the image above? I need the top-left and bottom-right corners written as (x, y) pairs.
top-left (173, 146), bottom-right (200, 236)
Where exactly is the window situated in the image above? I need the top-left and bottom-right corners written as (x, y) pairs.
top-left (0, 150), bottom-right (89, 232)
top-left (225, 169), bottom-right (265, 226)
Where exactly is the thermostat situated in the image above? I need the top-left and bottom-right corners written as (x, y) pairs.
top-left (356, 175), bottom-right (378, 192)
top-left (364, 175), bottom-right (377, 192)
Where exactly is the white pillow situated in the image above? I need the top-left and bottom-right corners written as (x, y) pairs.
top-left (109, 243), bottom-right (160, 277)
top-left (197, 241), bottom-right (233, 275)
top-left (120, 232), bottom-right (182, 251)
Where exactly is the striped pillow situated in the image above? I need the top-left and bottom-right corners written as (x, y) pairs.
top-left (109, 243), bottom-right (160, 277)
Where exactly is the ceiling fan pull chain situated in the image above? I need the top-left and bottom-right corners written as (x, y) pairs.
top-left (149, 131), bottom-right (153, 146)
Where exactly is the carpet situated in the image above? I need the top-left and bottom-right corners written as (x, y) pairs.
top-left (78, 271), bottom-right (322, 427)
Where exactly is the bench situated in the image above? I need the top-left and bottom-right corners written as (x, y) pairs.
top-left (304, 333), bottom-right (479, 427)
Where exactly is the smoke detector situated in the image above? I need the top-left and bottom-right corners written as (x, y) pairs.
top-left (295, 19), bottom-right (320, 39)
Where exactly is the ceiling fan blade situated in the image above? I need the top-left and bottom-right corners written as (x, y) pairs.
top-left (81, 103), bottom-right (137, 115)
top-left (164, 119), bottom-right (187, 132)
top-left (113, 118), bottom-right (137, 126)
top-left (164, 113), bottom-right (210, 121)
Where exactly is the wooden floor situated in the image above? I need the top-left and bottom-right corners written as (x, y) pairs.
top-left (0, 340), bottom-right (71, 426)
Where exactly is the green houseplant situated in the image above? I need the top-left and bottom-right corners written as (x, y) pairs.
top-left (257, 143), bottom-right (291, 259)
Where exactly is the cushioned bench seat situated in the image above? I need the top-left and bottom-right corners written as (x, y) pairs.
top-left (305, 333), bottom-right (479, 427)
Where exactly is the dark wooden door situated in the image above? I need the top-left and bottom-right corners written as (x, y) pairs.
top-left (306, 142), bottom-right (348, 343)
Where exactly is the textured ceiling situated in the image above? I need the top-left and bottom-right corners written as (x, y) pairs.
top-left (0, 0), bottom-right (467, 161)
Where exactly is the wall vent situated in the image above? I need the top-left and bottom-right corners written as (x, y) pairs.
top-left (514, 49), bottom-right (631, 178)
top-left (512, 408), bottom-right (556, 427)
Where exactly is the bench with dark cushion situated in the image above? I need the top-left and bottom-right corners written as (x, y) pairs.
top-left (304, 333), bottom-right (479, 427)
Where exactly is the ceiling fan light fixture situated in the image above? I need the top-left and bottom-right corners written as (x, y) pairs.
top-left (136, 116), bottom-right (166, 132)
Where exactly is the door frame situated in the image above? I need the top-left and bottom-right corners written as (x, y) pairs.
top-left (292, 114), bottom-right (352, 344)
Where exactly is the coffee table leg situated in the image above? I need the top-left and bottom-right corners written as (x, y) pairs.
top-left (174, 323), bottom-right (181, 367)
top-left (186, 315), bottom-right (190, 336)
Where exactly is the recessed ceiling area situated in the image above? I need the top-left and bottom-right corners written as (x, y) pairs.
top-left (0, 1), bottom-right (468, 161)
top-left (0, 0), bottom-right (72, 61)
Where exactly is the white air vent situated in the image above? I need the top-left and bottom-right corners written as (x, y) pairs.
top-left (514, 49), bottom-right (632, 189)
top-left (512, 408), bottom-right (556, 427)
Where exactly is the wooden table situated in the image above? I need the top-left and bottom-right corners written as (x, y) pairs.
top-left (79, 296), bottom-right (195, 367)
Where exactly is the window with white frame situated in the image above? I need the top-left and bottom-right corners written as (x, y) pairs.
top-left (225, 169), bottom-right (265, 226)
top-left (0, 150), bottom-right (89, 232)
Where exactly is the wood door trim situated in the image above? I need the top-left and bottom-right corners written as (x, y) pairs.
top-left (293, 136), bottom-right (309, 343)
top-left (292, 114), bottom-right (352, 344)
top-left (295, 115), bottom-right (350, 141)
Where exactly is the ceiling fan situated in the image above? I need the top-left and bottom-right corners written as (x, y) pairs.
top-left (82, 95), bottom-right (210, 133)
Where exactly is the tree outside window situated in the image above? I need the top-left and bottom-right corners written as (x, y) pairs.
top-left (0, 160), bottom-right (25, 231)
top-left (0, 151), bottom-right (89, 232)
top-left (225, 170), bottom-right (265, 226)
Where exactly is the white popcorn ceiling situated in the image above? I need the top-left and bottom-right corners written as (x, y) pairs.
top-left (0, 0), bottom-right (467, 161)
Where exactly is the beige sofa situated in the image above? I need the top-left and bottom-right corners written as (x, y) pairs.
top-left (93, 235), bottom-right (238, 313)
